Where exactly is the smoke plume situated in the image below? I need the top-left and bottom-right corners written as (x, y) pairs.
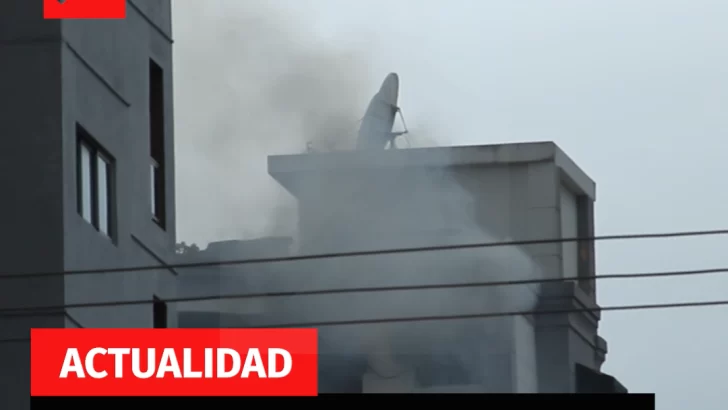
top-left (173, 1), bottom-right (372, 244)
top-left (173, 2), bottom-right (541, 392)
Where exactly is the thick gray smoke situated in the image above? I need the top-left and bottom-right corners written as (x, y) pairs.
top-left (173, 3), bottom-right (541, 392)
top-left (257, 159), bottom-right (541, 390)
top-left (173, 1), bottom-right (371, 243)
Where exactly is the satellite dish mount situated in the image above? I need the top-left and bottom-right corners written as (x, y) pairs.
top-left (356, 73), bottom-right (409, 150)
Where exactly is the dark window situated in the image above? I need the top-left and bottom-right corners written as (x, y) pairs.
top-left (153, 296), bottom-right (167, 328)
top-left (149, 59), bottom-right (166, 229)
top-left (576, 195), bottom-right (594, 292)
top-left (76, 124), bottom-right (114, 239)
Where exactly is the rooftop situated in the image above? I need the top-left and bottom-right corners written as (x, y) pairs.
top-left (268, 141), bottom-right (595, 200)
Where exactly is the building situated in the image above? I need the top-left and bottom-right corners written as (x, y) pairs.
top-left (0, 1), bottom-right (177, 408)
top-left (0, 0), bottom-right (626, 399)
top-left (178, 142), bottom-right (628, 393)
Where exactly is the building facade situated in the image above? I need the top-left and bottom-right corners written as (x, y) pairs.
top-left (178, 142), bottom-right (626, 393)
top-left (0, 2), bottom-right (177, 408)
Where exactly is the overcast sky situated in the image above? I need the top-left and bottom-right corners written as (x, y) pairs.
top-left (172, 1), bottom-right (727, 406)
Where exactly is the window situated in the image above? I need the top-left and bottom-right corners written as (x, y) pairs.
top-left (560, 186), bottom-right (594, 292)
top-left (153, 296), bottom-right (168, 328)
top-left (149, 59), bottom-right (166, 228)
top-left (560, 187), bottom-right (579, 280)
top-left (576, 196), bottom-right (594, 292)
top-left (76, 124), bottom-right (114, 238)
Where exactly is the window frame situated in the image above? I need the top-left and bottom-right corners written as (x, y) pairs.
top-left (150, 157), bottom-right (164, 225)
top-left (76, 124), bottom-right (115, 240)
top-left (96, 151), bottom-right (112, 236)
top-left (77, 140), bottom-right (94, 223)
top-left (575, 195), bottom-right (594, 293)
top-left (560, 184), bottom-right (595, 294)
top-left (149, 58), bottom-right (166, 229)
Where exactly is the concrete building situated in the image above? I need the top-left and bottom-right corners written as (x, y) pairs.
top-left (177, 142), bottom-right (627, 393)
top-left (0, 1), bottom-right (177, 408)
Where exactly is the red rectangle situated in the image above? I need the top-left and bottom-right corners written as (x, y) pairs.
top-left (44, 0), bottom-right (126, 19)
top-left (30, 328), bottom-right (318, 396)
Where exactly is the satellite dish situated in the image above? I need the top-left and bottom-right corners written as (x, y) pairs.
top-left (356, 73), bottom-right (409, 150)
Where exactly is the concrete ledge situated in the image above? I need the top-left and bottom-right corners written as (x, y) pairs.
top-left (535, 282), bottom-right (604, 365)
top-left (269, 142), bottom-right (557, 174)
top-left (538, 281), bottom-right (601, 321)
top-left (268, 142), bottom-right (595, 199)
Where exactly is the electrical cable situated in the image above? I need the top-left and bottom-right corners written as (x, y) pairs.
top-left (0, 266), bottom-right (726, 317)
top-left (1, 228), bottom-right (726, 280)
top-left (1, 298), bottom-right (726, 344)
top-left (1, 229), bottom-right (725, 343)
top-left (263, 298), bottom-right (728, 329)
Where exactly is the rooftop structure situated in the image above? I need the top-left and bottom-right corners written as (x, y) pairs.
top-left (180, 141), bottom-right (621, 393)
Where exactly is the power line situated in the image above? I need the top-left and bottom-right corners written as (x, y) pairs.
top-left (1, 298), bottom-right (726, 344)
top-left (2, 228), bottom-right (727, 280)
top-left (1, 266), bottom-right (726, 316)
top-left (264, 299), bottom-right (728, 328)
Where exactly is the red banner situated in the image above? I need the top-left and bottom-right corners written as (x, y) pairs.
top-left (30, 328), bottom-right (318, 396)
top-left (43, 0), bottom-right (126, 19)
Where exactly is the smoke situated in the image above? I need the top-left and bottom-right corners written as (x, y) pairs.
top-left (173, 1), bottom-right (372, 244)
top-left (173, 2), bottom-right (541, 392)
top-left (256, 160), bottom-right (542, 390)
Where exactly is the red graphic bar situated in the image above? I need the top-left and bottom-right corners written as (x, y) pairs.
top-left (30, 328), bottom-right (318, 396)
top-left (43, 0), bottom-right (126, 19)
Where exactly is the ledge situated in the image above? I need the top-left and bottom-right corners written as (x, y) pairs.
top-left (270, 142), bottom-right (556, 173)
top-left (268, 142), bottom-right (595, 199)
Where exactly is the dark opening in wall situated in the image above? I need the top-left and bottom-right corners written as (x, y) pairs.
top-left (149, 59), bottom-right (166, 229)
top-left (576, 196), bottom-right (594, 293)
top-left (153, 296), bottom-right (167, 329)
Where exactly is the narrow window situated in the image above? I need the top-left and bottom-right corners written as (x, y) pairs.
top-left (560, 187), bottom-right (579, 280)
top-left (561, 185), bottom-right (594, 293)
top-left (576, 196), bottom-right (594, 292)
top-left (78, 142), bottom-right (93, 223)
top-left (97, 154), bottom-right (111, 235)
top-left (153, 296), bottom-right (168, 329)
top-left (76, 124), bottom-right (115, 239)
top-left (149, 59), bottom-right (166, 228)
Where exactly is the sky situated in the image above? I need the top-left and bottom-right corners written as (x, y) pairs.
top-left (172, 1), bottom-right (728, 406)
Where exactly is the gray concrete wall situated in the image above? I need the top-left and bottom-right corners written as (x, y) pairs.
top-left (60, 4), bottom-right (178, 328)
top-left (261, 143), bottom-right (603, 392)
top-left (270, 144), bottom-right (596, 294)
top-left (535, 281), bottom-right (604, 393)
top-left (0, 4), bottom-right (65, 408)
top-left (0, 2), bottom-right (176, 408)
top-left (179, 146), bottom-right (608, 392)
